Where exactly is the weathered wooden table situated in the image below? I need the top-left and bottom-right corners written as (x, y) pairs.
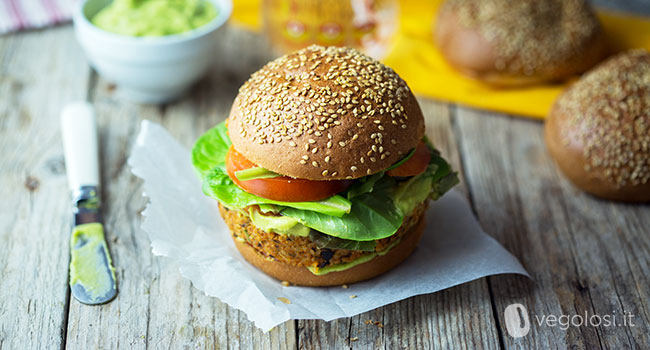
top-left (1, 8), bottom-right (649, 349)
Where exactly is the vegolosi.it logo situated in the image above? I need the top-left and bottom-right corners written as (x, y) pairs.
top-left (504, 303), bottom-right (635, 338)
top-left (504, 303), bottom-right (530, 338)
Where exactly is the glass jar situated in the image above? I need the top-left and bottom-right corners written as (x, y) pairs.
top-left (262, 0), bottom-right (399, 59)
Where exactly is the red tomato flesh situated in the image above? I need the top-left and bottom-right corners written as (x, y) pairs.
top-left (225, 146), bottom-right (352, 202)
top-left (386, 141), bottom-right (431, 177)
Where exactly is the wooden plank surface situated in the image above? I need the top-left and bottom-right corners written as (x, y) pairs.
top-left (1, 9), bottom-right (649, 350)
top-left (455, 108), bottom-right (650, 350)
top-left (0, 26), bottom-right (90, 350)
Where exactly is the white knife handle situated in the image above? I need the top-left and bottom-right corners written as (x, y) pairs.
top-left (61, 102), bottom-right (100, 191)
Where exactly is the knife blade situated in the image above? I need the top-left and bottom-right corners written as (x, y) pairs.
top-left (61, 102), bottom-right (117, 305)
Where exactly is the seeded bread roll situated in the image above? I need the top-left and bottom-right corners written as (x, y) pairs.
top-left (545, 49), bottom-right (650, 202)
top-left (435, 0), bottom-right (607, 87)
top-left (228, 45), bottom-right (425, 181)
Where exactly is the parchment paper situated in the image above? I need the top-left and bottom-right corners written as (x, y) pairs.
top-left (128, 120), bottom-right (528, 331)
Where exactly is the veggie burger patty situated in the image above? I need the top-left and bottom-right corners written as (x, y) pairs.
top-left (220, 201), bottom-right (428, 269)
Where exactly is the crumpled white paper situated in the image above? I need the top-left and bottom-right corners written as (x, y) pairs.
top-left (128, 120), bottom-right (528, 331)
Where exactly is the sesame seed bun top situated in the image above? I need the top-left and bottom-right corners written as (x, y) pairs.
top-left (545, 49), bottom-right (650, 201)
top-left (435, 0), bottom-right (606, 86)
top-left (227, 45), bottom-right (425, 180)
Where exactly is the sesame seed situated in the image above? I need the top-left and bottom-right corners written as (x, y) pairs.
top-left (447, 0), bottom-right (601, 75)
top-left (277, 297), bottom-right (291, 304)
top-left (350, 166), bottom-right (358, 171)
top-left (553, 49), bottom-right (650, 188)
top-left (231, 45), bottom-right (417, 178)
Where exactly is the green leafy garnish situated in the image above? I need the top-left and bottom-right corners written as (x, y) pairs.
top-left (393, 172), bottom-right (434, 216)
top-left (386, 147), bottom-right (417, 171)
top-left (191, 122), bottom-right (230, 176)
top-left (191, 121), bottom-right (459, 242)
top-left (345, 172), bottom-right (384, 199)
top-left (282, 177), bottom-right (403, 241)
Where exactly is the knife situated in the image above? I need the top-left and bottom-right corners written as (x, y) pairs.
top-left (61, 102), bottom-right (117, 305)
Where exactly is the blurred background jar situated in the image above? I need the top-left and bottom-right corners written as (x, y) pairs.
top-left (262, 0), bottom-right (399, 59)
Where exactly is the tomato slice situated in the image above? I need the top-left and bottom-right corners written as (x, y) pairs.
top-left (225, 146), bottom-right (353, 202)
top-left (387, 141), bottom-right (431, 177)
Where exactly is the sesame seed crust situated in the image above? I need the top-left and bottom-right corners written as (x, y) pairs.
top-left (227, 45), bottom-right (425, 180)
top-left (545, 49), bottom-right (650, 202)
top-left (436, 0), bottom-right (607, 86)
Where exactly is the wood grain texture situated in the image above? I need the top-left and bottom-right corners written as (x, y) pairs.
top-left (0, 26), bottom-right (91, 350)
top-left (454, 107), bottom-right (650, 350)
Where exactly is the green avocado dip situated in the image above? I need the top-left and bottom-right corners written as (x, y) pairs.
top-left (91, 0), bottom-right (217, 37)
top-left (69, 223), bottom-right (116, 301)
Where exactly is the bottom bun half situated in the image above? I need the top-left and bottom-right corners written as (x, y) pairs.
top-left (233, 217), bottom-right (426, 287)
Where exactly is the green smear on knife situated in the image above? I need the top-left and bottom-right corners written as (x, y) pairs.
top-left (69, 223), bottom-right (116, 300)
top-left (92, 0), bottom-right (217, 37)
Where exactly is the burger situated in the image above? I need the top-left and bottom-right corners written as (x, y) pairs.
top-left (192, 45), bottom-right (458, 286)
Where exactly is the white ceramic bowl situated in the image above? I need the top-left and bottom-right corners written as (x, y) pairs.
top-left (73, 0), bottom-right (232, 104)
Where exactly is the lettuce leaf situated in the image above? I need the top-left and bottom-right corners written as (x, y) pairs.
top-left (385, 147), bottom-right (416, 171)
top-left (393, 172), bottom-right (434, 216)
top-left (345, 171), bottom-right (384, 199)
top-left (192, 122), bottom-right (230, 176)
top-left (426, 147), bottom-right (460, 200)
top-left (281, 177), bottom-right (404, 241)
top-left (203, 166), bottom-right (352, 217)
